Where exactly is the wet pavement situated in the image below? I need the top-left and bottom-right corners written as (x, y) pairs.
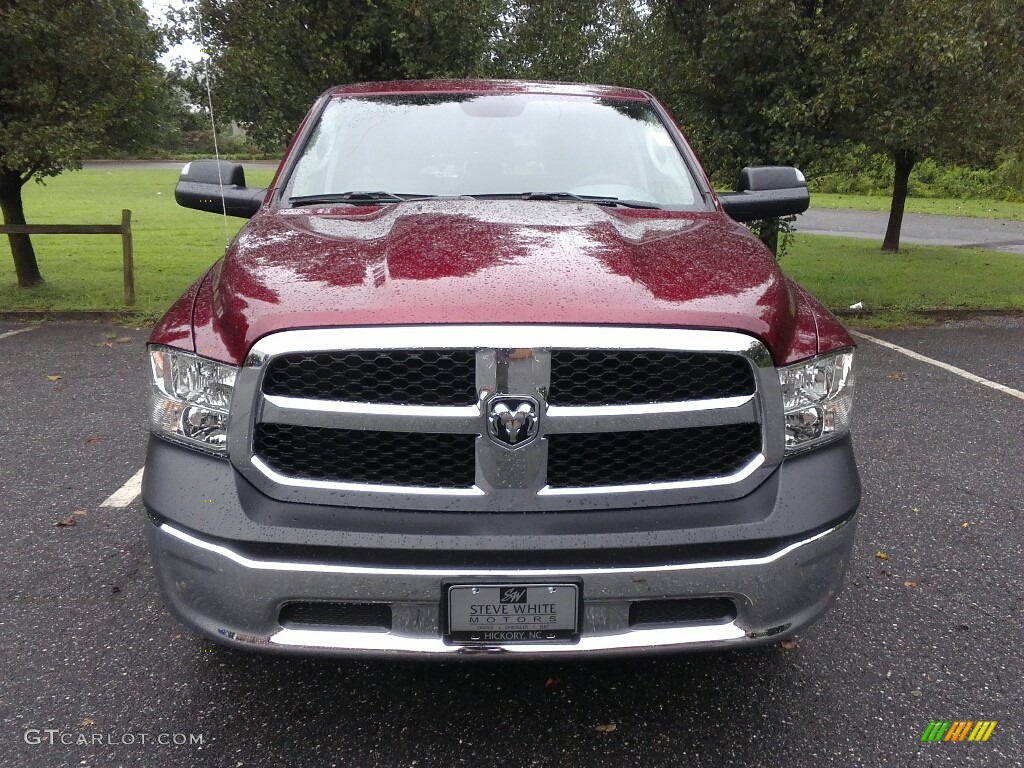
top-left (0, 319), bottom-right (1021, 767)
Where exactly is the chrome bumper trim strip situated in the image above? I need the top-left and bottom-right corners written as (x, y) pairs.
top-left (159, 517), bottom-right (849, 578)
top-left (262, 396), bottom-right (481, 433)
top-left (268, 622), bottom-right (746, 654)
top-left (544, 394), bottom-right (756, 432)
top-left (262, 394), bottom-right (757, 435)
top-left (248, 325), bottom-right (774, 361)
top-left (538, 453), bottom-right (765, 495)
top-left (249, 456), bottom-right (485, 497)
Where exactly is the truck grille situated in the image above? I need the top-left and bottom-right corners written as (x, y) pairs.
top-left (548, 350), bottom-right (755, 405)
top-left (262, 349), bottom-right (754, 407)
top-left (255, 424), bottom-right (476, 488)
top-left (262, 350), bottom-right (476, 405)
top-left (546, 423), bottom-right (761, 488)
top-left (236, 326), bottom-right (776, 511)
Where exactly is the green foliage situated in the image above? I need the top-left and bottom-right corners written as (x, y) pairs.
top-left (161, 0), bottom-right (1024, 212)
top-left (811, 146), bottom-right (1024, 202)
top-left (171, 0), bottom-right (504, 150)
top-left (0, 0), bottom-right (166, 286)
top-left (994, 146), bottom-right (1024, 194)
top-left (808, 146), bottom-right (895, 196)
top-left (609, 0), bottom-right (1024, 248)
top-left (617, 1), bottom-right (830, 183)
top-left (485, 1), bottom-right (641, 82)
top-left (810, 0), bottom-right (1024, 248)
top-left (822, 0), bottom-right (1024, 167)
top-left (0, 0), bottom-right (165, 178)
top-left (745, 216), bottom-right (796, 261)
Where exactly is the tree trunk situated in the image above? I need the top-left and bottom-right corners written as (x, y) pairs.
top-left (0, 171), bottom-right (43, 287)
top-left (756, 218), bottom-right (780, 257)
top-left (882, 150), bottom-right (916, 253)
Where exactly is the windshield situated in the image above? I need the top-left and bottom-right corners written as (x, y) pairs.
top-left (283, 93), bottom-right (708, 209)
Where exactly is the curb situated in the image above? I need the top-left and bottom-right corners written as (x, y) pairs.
top-left (833, 308), bottom-right (1024, 319)
top-left (0, 310), bottom-right (149, 323)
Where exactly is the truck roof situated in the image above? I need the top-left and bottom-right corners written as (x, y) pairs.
top-left (327, 79), bottom-right (651, 101)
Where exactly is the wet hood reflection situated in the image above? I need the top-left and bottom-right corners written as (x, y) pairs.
top-left (202, 201), bottom-right (800, 364)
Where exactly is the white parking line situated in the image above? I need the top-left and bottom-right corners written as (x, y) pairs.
top-left (852, 331), bottom-right (1024, 402)
top-left (0, 327), bottom-right (36, 340)
top-left (101, 467), bottom-right (145, 508)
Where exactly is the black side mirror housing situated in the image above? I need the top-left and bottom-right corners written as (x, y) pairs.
top-left (174, 160), bottom-right (267, 219)
top-left (719, 166), bottom-right (809, 222)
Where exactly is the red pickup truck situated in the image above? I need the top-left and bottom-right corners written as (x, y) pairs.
top-left (143, 80), bottom-right (860, 657)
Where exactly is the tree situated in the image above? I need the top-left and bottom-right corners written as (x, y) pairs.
top-left (170, 0), bottom-right (503, 151)
top-left (592, 2), bottom-right (838, 256)
top-left (617, 1), bottom-right (1024, 254)
top-left (486, 1), bottom-right (639, 82)
top-left (0, 0), bottom-right (164, 287)
top-left (618, 1), bottom-right (832, 186)
top-left (817, 0), bottom-right (1024, 250)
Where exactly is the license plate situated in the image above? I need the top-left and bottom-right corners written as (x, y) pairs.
top-left (446, 584), bottom-right (580, 644)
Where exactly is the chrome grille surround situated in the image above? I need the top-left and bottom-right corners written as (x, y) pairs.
top-left (228, 326), bottom-right (784, 512)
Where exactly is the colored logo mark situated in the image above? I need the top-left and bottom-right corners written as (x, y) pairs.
top-left (921, 721), bottom-right (997, 742)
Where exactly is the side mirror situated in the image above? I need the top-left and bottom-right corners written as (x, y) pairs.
top-left (719, 166), bottom-right (809, 222)
top-left (174, 160), bottom-right (267, 219)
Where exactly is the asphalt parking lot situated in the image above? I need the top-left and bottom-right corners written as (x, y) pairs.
top-left (1, 318), bottom-right (1021, 767)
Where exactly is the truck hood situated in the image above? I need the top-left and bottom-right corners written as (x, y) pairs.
top-left (183, 200), bottom-right (816, 364)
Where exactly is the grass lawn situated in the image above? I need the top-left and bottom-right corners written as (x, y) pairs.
top-left (1, 168), bottom-right (1021, 325)
top-left (811, 193), bottom-right (1024, 221)
top-left (0, 167), bottom-right (275, 317)
top-left (782, 235), bottom-right (1024, 318)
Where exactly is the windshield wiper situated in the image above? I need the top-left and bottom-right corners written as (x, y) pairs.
top-left (529, 192), bottom-right (661, 209)
top-left (288, 192), bottom-right (433, 207)
top-left (470, 192), bottom-right (660, 209)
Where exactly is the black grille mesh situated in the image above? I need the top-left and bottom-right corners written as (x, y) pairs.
top-left (262, 350), bottom-right (476, 405)
top-left (279, 602), bottom-right (392, 630)
top-left (254, 424), bottom-right (475, 487)
top-left (262, 349), bottom-right (754, 407)
top-left (548, 350), bottom-right (754, 405)
top-left (546, 423), bottom-right (761, 487)
top-left (629, 598), bottom-right (735, 627)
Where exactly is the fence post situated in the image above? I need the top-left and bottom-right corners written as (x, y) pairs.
top-left (121, 209), bottom-right (135, 307)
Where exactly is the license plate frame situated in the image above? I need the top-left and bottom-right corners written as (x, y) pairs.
top-left (445, 583), bottom-right (581, 645)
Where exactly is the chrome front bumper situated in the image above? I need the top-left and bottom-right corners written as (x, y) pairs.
top-left (146, 515), bottom-right (857, 658)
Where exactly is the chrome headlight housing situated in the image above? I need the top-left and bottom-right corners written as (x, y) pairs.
top-left (778, 348), bottom-right (855, 453)
top-left (149, 345), bottom-right (238, 453)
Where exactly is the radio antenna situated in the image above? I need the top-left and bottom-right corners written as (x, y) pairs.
top-left (196, 7), bottom-right (230, 246)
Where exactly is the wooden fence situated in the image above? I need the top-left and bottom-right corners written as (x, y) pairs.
top-left (0, 209), bottom-right (135, 306)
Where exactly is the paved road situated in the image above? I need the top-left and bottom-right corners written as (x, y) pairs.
top-left (1, 320), bottom-right (1022, 767)
top-left (796, 208), bottom-right (1024, 253)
